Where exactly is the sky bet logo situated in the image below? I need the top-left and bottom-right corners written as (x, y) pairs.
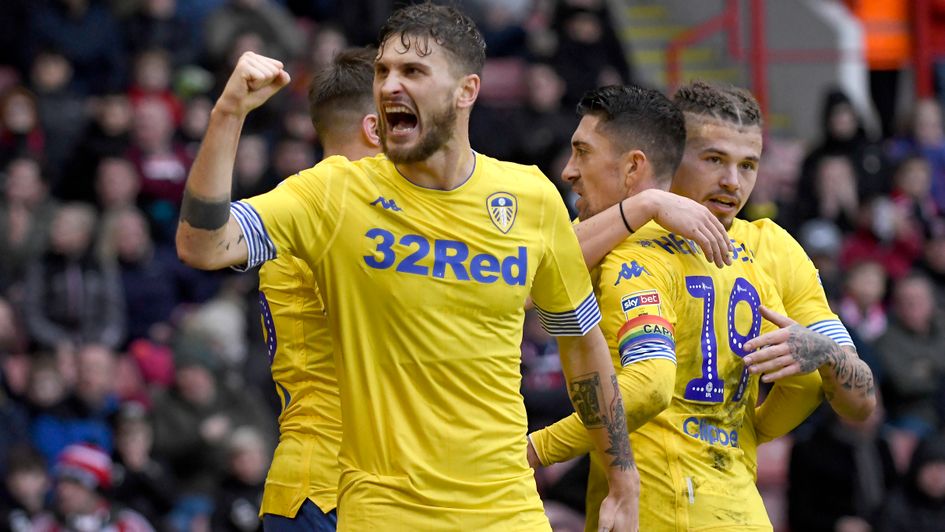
top-left (621, 291), bottom-right (661, 314)
top-left (363, 228), bottom-right (527, 285)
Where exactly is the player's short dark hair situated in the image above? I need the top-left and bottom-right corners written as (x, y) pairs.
top-left (673, 80), bottom-right (763, 128)
top-left (378, 2), bottom-right (486, 76)
top-left (577, 85), bottom-right (687, 183)
top-left (308, 47), bottom-right (376, 139)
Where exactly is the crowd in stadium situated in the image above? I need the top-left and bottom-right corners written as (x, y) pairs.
top-left (0, 0), bottom-right (944, 531)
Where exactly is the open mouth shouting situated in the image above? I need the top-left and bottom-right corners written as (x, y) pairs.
top-left (383, 102), bottom-right (419, 140)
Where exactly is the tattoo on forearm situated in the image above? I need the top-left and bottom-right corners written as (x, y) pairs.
top-left (570, 372), bottom-right (605, 428)
top-left (787, 325), bottom-right (836, 372)
top-left (789, 328), bottom-right (875, 402)
top-left (604, 374), bottom-right (635, 471)
top-left (180, 190), bottom-right (230, 230)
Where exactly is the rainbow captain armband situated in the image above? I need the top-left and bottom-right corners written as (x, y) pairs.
top-left (617, 314), bottom-right (676, 367)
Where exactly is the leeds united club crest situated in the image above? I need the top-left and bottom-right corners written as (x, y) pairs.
top-left (487, 192), bottom-right (517, 233)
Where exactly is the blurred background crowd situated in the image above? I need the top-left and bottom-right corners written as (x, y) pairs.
top-left (0, 0), bottom-right (944, 531)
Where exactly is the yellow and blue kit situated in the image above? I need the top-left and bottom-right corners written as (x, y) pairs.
top-left (257, 253), bottom-right (341, 518)
top-left (532, 217), bottom-right (857, 531)
top-left (533, 219), bottom-right (791, 531)
top-left (231, 153), bottom-right (600, 531)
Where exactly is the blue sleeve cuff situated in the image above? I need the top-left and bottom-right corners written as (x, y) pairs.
top-left (229, 201), bottom-right (276, 271)
top-left (535, 293), bottom-right (602, 336)
top-left (808, 319), bottom-right (855, 347)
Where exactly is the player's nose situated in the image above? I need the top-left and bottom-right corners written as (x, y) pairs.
top-left (718, 164), bottom-right (739, 190)
top-left (561, 156), bottom-right (579, 184)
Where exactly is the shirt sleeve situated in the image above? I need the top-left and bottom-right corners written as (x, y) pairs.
top-left (230, 160), bottom-right (347, 271)
top-left (530, 358), bottom-right (676, 465)
top-left (753, 372), bottom-right (824, 443)
top-left (758, 219), bottom-right (853, 347)
top-left (530, 183), bottom-right (601, 336)
top-left (598, 237), bottom-right (679, 367)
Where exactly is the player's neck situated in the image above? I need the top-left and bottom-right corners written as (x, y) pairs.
top-left (394, 137), bottom-right (475, 191)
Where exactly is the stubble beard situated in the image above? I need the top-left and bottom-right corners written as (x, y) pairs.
top-left (381, 103), bottom-right (458, 165)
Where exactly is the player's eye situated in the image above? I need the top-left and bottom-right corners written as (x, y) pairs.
top-left (740, 161), bottom-right (757, 171)
top-left (706, 155), bottom-right (722, 164)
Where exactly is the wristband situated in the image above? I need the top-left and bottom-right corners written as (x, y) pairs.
top-left (618, 200), bottom-right (635, 234)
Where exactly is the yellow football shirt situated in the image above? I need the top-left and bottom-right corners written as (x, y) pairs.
top-left (232, 153), bottom-right (599, 531)
top-left (257, 253), bottom-right (341, 516)
top-left (533, 219), bottom-right (786, 531)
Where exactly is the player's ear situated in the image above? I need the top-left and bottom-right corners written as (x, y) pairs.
top-left (455, 74), bottom-right (480, 110)
top-left (623, 149), bottom-right (647, 188)
top-left (363, 114), bottom-right (381, 148)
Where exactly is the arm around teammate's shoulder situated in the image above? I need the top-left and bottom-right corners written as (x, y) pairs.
top-left (574, 189), bottom-right (732, 270)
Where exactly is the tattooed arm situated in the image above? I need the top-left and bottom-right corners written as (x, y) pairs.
top-left (176, 52), bottom-right (290, 270)
top-left (557, 327), bottom-right (639, 531)
top-left (743, 306), bottom-right (876, 421)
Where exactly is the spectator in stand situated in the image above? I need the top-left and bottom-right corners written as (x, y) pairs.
top-left (798, 219), bottom-right (845, 303)
top-left (27, 0), bottom-right (127, 96)
top-left (98, 207), bottom-right (182, 343)
top-left (0, 381), bottom-right (30, 480)
top-left (128, 48), bottom-right (184, 126)
top-left (178, 95), bottom-right (213, 159)
top-left (0, 445), bottom-right (50, 532)
top-left (232, 134), bottom-right (276, 200)
top-left (918, 236), bottom-right (945, 310)
top-left (791, 89), bottom-right (889, 231)
top-left (889, 155), bottom-right (945, 240)
top-left (23, 203), bottom-right (125, 351)
top-left (788, 400), bottom-right (898, 532)
top-left (516, 62), bottom-right (575, 181)
top-left (0, 87), bottom-right (45, 171)
top-left (878, 435), bottom-right (945, 532)
top-left (28, 49), bottom-right (86, 186)
top-left (211, 427), bottom-right (270, 532)
top-left (888, 99), bottom-right (945, 214)
top-left (800, 156), bottom-right (861, 232)
top-left (127, 97), bottom-right (191, 242)
top-left (32, 443), bottom-right (155, 532)
top-left (151, 333), bottom-right (274, 526)
top-left (551, 0), bottom-right (632, 108)
top-left (111, 402), bottom-right (176, 529)
top-left (124, 0), bottom-right (200, 67)
top-left (874, 273), bottom-right (945, 435)
top-left (0, 157), bottom-right (56, 293)
top-left (838, 260), bottom-right (889, 343)
top-left (60, 92), bottom-right (134, 203)
top-left (841, 196), bottom-right (924, 279)
top-left (94, 157), bottom-right (141, 212)
top-left (30, 344), bottom-right (120, 466)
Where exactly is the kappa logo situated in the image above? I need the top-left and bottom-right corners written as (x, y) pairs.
top-left (487, 192), bottom-right (517, 233)
top-left (371, 196), bottom-right (403, 212)
top-left (614, 260), bottom-right (651, 286)
top-left (621, 290), bottom-right (662, 318)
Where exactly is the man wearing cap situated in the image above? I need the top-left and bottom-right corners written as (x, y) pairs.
top-left (32, 443), bottom-right (155, 532)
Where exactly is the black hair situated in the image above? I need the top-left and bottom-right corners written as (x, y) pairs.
top-left (378, 2), bottom-right (486, 75)
top-left (308, 47), bottom-right (377, 139)
top-left (577, 84), bottom-right (687, 182)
